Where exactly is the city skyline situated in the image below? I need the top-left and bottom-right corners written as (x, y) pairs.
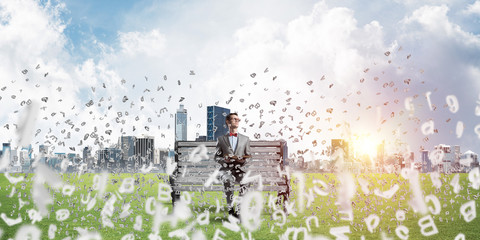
top-left (3, 99), bottom-right (480, 165)
top-left (2, 135), bottom-right (479, 174)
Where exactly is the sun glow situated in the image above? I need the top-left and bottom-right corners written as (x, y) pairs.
top-left (352, 134), bottom-right (382, 159)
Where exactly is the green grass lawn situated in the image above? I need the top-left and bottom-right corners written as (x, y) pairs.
top-left (0, 172), bottom-right (479, 239)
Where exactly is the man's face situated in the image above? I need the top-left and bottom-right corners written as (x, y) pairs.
top-left (227, 115), bottom-right (241, 129)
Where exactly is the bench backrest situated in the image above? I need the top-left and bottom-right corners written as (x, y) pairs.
top-left (172, 140), bottom-right (289, 192)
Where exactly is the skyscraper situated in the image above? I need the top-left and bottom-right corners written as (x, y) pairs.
top-left (434, 144), bottom-right (453, 173)
top-left (454, 145), bottom-right (461, 165)
top-left (97, 148), bottom-right (121, 171)
top-left (83, 146), bottom-right (91, 162)
top-left (83, 146), bottom-right (93, 169)
top-left (422, 150), bottom-right (432, 173)
top-left (135, 136), bottom-right (154, 167)
top-left (207, 106), bottom-right (230, 141)
top-left (19, 147), bottom-right (31, 168)
top-left (175, 104), bottom-right (188, 141)
top-left (21, 144), bottom-right (32, 159)
top-left (154, 148), bottom-right (169, 172)
top-left (406, 152), bottom-right (414, 168)
top-left (39, 145), bottom-right (49, 155)
top-left (331, 139), bottom-right (349, 160)
top-left (377, 140), bottom-right (385, 166)
top-left (462, 150), bottom-right (478, 169)
top-left (2, 143), bottom-right (11, 164)
top-left (118, 136), bottom-right (135, 170)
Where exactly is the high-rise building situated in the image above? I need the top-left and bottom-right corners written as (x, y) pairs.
top-left (207, 106), bottom-right (230, 141)
top-left (83, 146), bottom-right (94, 169)
top-left (377, 140), bottom-right (385, 165)
top-left (119, 136), bottom-right (135, 170)
top-left (462, 150), bottom-right (478, 169)
top-left (434, 144), bottom-right (454, 173)
top-left (2, 143), bottom-right (11, 164)
top-left (97, 148), bottom-right (121, 171)
top-left (135, 136), bottom-right (154, 167)
top-left (406, 152), bottom-right (414, 168)
top-left (83, 146), bottom-right (91, 162)
top-left (21, 144), bottom-right (32, 159)
top-left (421, 150), bottom-right (432, 173)
top-left (175, 104), bottom-right (188, 141)
top-left (154, 148), bottom-right (169, 173)
top-left (19, 148), bottom-right (31, 167)
top-left (454, 145), bottom-right (461, 165)
top-left (67, 153), bottom-right (77, 162)
top-left (51, 153), bottom-right (66, 172)
top-left (11, 148), bottom-right (18, 167)
top-left (331, 139), bottom-right (349, 161)
top-left (39, 145), bottom-right (49, 155)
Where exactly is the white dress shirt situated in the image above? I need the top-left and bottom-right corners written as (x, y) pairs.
top-left (229, 134), bottom-right (238, 152)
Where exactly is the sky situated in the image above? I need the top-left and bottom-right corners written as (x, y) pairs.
top-left (1, 0), bottom-right (480, 161)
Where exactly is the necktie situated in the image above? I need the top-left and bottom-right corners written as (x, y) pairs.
top-left (229, 132), bottom-right (237, 137)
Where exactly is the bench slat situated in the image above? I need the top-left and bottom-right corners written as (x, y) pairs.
top-left (172, 185), bottom-right (287, 192)
top-left (177, 141), bottom-right (282, 147)
top-left (177, 159), bottom-right (282, 165)
top-left (175, 175), bottom-right (284, 181)
top-left (177, 148), bottom-right (281, 155)
top-left (177, 162), bottom-right (281, 168)
top-left (173, 176), bottom-right (286, 184)
top-left (178, 171), bottom-right (282, 177)
top-left (177, 161), bottom-right (283, 165)
top-left (175, 175), bottom-right (284, 180)
top-left (177, 154), bottom-right (282, 161)
top-left (180, 166), bottom-right (283, 173)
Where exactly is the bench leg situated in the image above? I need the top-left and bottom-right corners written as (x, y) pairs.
top-left (277, 177), bottom-right (291, 211)
top-left (276, 191), bottom-right (289, 205)
top-left (171, 191), bottom-right (180, 205)
top-left (169, 175), bottom-right (180, 205)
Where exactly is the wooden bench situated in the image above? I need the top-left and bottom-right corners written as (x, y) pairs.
top-left (169, 140), bottom-right (290, 205)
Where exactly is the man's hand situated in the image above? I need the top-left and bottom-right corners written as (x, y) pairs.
top-left (235, 155), bottom-right (250, 164)
top-left (223, 155), bottom-right (250, 164)
top-left (224, 156), bottom-right (233, 163)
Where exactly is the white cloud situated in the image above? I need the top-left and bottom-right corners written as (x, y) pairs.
top-left (0, 0), bottom-right (74, 135)
top-left (464, 0), bottom-right (480, 15)
top-left (118, 29), bottom-right (166, 57)
top-left (0, 0), bottom-right (68, 66)
top-left (195, 2), bottom-right (399, 157)
top-left (467, 65), bottom-right (480, 89)
top-left (0, 0), bottom-right (129, 153)
top-left (397, 3), bottom-right (480, 152)
top-left (403, 5), bottom-right (480, 45)
top-left (403, 5), bottom-right (453, 34)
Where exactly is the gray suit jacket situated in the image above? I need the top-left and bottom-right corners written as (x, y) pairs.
top-left (215, 133), bottom-right (251, 172)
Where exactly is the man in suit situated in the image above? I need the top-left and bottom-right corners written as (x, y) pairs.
top-left (214, 112), bottom-right (251, 218)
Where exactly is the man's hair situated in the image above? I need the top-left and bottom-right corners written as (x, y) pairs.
top-left (225, 112), bottom-right (238, 124)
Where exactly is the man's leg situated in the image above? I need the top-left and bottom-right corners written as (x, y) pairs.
top-left (223, 175), bottom-right (239, 218)
top-left (232, 170), bottom-right (247, 216)
top-left (235, 170), bottom-right (247, 197)
top-left (220, 171), bottom-right (235, 208)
